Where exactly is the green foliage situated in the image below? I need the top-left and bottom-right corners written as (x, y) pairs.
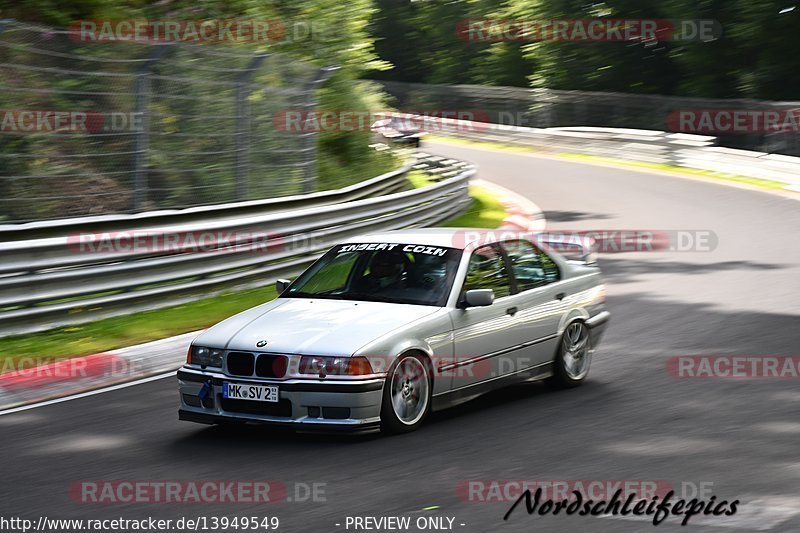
top-left (365, 0), bottom-right (799, 100)
top-left (3, 0), bottom-right (798, 100)
top-left (443, 184), bottom-right (508, 229)
top-left (316, 75), bottom-right (398, 190)
top-left (0, 0), bottom-right (398, 220)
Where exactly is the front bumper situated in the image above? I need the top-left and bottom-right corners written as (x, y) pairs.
top-left (586, 310), bottom-right (610, 329)
top-left (177, 368), bottom-right (384, 432)
top-left (586, 310), bottom-right (610, 345)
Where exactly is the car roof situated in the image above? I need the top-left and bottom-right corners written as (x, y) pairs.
top-left (341, 227), bottom-right (526, 250)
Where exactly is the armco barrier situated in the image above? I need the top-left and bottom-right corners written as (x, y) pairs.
top-left (0, 161), bottom-right (414, 243)
top-left (0, 157), bottom-right (473, 336)
top-left (398, 113), bottom-right (800, 192)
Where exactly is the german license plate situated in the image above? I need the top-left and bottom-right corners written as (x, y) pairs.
top-left (222, 382), bottom-right (278, 402)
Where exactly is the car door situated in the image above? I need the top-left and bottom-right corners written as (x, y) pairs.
top-left (500, 239), bottom-right (567, 369)
top-left (447, 244), bottom-right (519, 391)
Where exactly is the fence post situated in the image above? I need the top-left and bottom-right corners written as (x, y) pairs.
top-left (234, 53), bottom-right (269, 201)
top-left (132, 45), bottom-right (168, 211)
top-left (0, 21), bottom-right (10, 221)
top-left (531, 88), bottom-right (554, 128)
top-left (300, 66), bottom-right (338, 194)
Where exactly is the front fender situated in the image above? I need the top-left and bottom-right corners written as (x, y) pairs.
top-left (557, 307), bottom-right (591, 337)
top-left (353, 310), bottom-right (454, 395)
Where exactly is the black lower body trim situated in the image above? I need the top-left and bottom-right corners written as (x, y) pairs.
top-left (178, 409), bottom-right (380, 433)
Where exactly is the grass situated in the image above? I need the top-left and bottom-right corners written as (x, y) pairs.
top-left (427, 134), bottom-right (789, 190)
top-left (0, 286), bottom-right (275, 367)
top-left (406, 170), bottom-right (508, 228)
top-left (443, 184), bottom-right (508, 228)
top-left (0, 174), bottom-right (508, 368)
top-left (317, 145), bottom-right (400, 191)
top-left (406, 170), bottom-right (435, 188)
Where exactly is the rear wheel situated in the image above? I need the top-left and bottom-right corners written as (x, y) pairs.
top-left (548, 321), bottom-right (592, 388)
top-left (380, 354), bottom-right (431, 434)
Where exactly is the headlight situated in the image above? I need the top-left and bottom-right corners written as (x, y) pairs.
top-left (299, 356), bottom-right (373, 376)
top-left (188, 346), bottom-right (223, 368)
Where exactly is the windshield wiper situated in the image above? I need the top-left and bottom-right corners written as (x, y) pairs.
top-left (286, 291), bottom-right (412, 304)
top-left (283, 291), bottom-right (332, 299)
top-left (342, 292), bottom-right (396, 303)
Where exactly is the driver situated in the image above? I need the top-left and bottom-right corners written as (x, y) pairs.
top-left (357, 250), bottom-right (407, 292)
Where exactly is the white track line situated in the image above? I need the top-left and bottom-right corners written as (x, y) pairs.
top-left (0, 371), bottom-right (176, 416)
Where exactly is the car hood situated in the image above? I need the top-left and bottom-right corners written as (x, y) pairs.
top-left (193, 298), bottom-right (440, 356)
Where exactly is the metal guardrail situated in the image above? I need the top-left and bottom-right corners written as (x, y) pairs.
top-left (0, 156), bottom-right (474, 336)
top-left (0, 161), bottom-right (414, 243)
top-left (413, 115), bottom-right (800, 192)
top-left (377, 80), bottom-right (800, 157)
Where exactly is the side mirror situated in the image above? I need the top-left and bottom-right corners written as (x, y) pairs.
top-left (275, 279), bottom-right (291, 294)
top-left (464, 289), bottom-right (495, 307)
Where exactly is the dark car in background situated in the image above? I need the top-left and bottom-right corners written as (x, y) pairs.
top-left (371, 116), bottom-right (422, 148)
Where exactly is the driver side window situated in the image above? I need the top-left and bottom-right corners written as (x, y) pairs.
top-left (463, 245), bottom-right (511, 299)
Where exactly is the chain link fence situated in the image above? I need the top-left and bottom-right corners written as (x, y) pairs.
top-left (376, 80), bottom-right (800, 158)
top-left (0, 21), bottom-right (335, 223)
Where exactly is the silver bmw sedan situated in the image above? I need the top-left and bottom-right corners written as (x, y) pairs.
top-left (178, 228), bottom-right (609, 434)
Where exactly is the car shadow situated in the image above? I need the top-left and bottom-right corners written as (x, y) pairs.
top-left (172, 420), bottom-right (383, 449)
top-left (170, 377), bottom-right (613, 450)
top-left (598, 256), bottom-right (783, 278)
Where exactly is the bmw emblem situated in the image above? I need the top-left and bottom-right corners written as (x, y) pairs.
top-left (256, 340), bottom-right (268, 348)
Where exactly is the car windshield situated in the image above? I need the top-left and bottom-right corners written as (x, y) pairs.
top-left (282, 242), bottom-right (462, 306)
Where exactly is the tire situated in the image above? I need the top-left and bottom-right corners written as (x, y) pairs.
top-left (380, 353), bottom-right (432, 434)
top-left (548, 321), bottom-right (592, 388)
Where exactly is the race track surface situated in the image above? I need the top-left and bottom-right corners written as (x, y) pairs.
top-left (2, 141), bottom-right (799, 532)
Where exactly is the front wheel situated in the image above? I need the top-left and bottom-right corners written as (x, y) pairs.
top-left (380, 354), bottom-right (431, 434)
top-left (548, 321), bottom-right (592, 388)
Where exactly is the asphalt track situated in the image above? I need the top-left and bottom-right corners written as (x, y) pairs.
top-left (2, 140), bottom-right (800, 532)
